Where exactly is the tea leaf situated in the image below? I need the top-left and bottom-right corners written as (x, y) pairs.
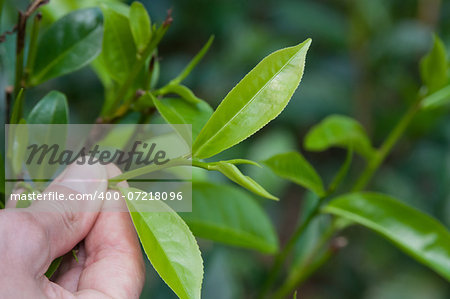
top-left (263, 152), bottom-right (324, 197)
top-left (27, 91), bottom-right (69, 124)
top-left (153, 96), bottom-right (213, 142)
top-left (156, 84), bottom-right (202, 104)
top-left (420, 34), bottom-right (448, 94)
top-left (193, 39), bottom-right (311, 159)
top-left (323, 192), bottom-right (450, 280)
top-left (129, 1), bottom-right (152, 53)
top-left (31, 8), bottom-right (103, 85)
top-left (26, 91), bottom-right (69, 185)
top-left (304, 115), bottom-right (375, 159)
top-left (421, 85), bottom-right (450, 110)
top-left (10, 88), bottom-right (25, 124)
top-left (101, 7), bottom-right (137, 82)
top-left (193, 160), bottom-right (278, 200)
top-left (121, 187), bottom-right (203, 299)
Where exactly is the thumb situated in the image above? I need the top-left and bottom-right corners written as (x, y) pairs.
top-left (28, 162), bottom-right (108, 274)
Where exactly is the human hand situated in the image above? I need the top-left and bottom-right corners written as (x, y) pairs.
top-left (0, 163), bottom-right (145, 299)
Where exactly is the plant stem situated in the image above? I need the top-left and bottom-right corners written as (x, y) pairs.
top-left (259, 196), bottom-right (326, 298)
top-left (273, 221), bottom-right (339, 298)
top-left (352, 98), bottom-right (421, 191)
top-left (24, 13), bottom-right (41, 83)
top-left (14, 11), bottom-right (26, 96)
top-left (108, 156), bottom-right (191, 186)
top-left (0, 0), bottom-right (4, 31)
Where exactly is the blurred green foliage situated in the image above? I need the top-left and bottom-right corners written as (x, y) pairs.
top-left (1, 0), bottom-right (449, 298)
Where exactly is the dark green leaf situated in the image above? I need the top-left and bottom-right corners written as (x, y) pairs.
top-left (323, 192), bottom-right (450, 280)
top-left (193, 39), bottom-right (311, 159)
top-left (193, 160), bottom-right (278, 200)
top-left (27, 91), bottom-right (69, 124)
top-left (304, 115), bottom-right (375, 159)
top-left (181, 182), bottom-right (279, 254)
top-left (121, 187), bottom-right (203, 299)
top-left (129, 1), bottom-right (152, 53)
top-left (31, 8), bottom-right (103, 85)
top-left (420, 34), bottom-right (448, 94)
top-left (262, 152), bottom-right (324, 196)
top-left (101, 7), bottom-right (137, 82)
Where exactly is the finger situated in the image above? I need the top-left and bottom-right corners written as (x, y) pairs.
top-left (51, 243), bottom-right (87, 292)
top-left (75, 164), bottom-right (145, 299)
top-left (29, 162), bottom-right (108, 274)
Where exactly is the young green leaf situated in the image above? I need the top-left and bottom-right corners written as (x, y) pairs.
top-left (27, 91), bottom-right (69, 124)
top-left (220, 159), bottom-right (261, 167)
top-left (10, 88), bottom-right (25, 124)
top-left (101, 7), bottom-right (137, 82)
top-left (193, 39), bottom-right (312, 159)
top-left (262, 151), bottom-right (324, 197)
top-left (153, 96), bottom-right (213, 141)
top-left (420, 34), bottom-right (449, 94)
top-left (421, 84), bottom-right (450, 110)
top-left (129, 1), bottom-right (152, 53)
top-left (26, 91), bottom-right (69, 185)
top-left (323, 192), bottom-right (450, 280)
top-left (155, 84), bottom-right (202, 104)
top-left (8, 119), bottom-right (28, 176)
top-left (304, 115), bottom-right (375, 159)
top-left (30, 8), bottom-right (103, 85)
top-left (121, 187), bottom-right (203, 299)
top-left (193, 161), bottom-right (278, 200)
top-left (170, 35), bottom-right (214, 85)
top-left (181, 182), bottom-right (279, 254)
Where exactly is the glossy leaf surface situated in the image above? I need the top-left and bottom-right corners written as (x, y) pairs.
top-left (304, 115), bottom-right (375, 159)
top-left (323, 192), bottom-right (450, 280)
top-left (27, 91), bottom-right (69, 124)
top-left (122, 187), bottom-right (203, 299)
top-left (263, 152), bottom-right (324, 196)
top-left (31, 8), bottom-right (103, 85)
top-left (193, 39), bottom-right (311, 159)
top-left (153, 96), bottom-right (213, 141)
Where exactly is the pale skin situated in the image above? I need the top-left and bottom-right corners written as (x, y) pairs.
top-left (0, 163), bottom-right (145, 299)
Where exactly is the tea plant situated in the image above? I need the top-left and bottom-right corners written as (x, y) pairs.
top-left (1, 1), bottom-right (449, 298)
